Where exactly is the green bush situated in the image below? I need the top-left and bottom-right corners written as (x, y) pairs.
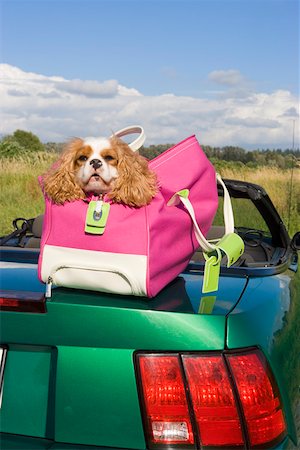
top-left (12, 130), bottom-right (44, 153)
top-left (0, 139), bottom-right (25, 158)
top-left (0, 130), bottom-right (44, 159)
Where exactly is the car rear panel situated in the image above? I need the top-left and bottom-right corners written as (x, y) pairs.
top-left (0, 269), bottom-right (242, 448)
top-left (0, 311), bottom-right (224, 448)
top-left (55, 346), bottom-right (144, 448)
top-left (1, 260), bottom-right (298, 449)
top-left (0, 346), bottom-right (53, 438)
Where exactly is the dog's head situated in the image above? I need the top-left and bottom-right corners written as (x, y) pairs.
top-left (43, 136), bottom-right (157, 207)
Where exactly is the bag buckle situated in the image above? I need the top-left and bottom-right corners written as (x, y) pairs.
top-left (85, 198), bottom-right (110, 235)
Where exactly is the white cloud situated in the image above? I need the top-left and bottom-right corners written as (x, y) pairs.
top-left (208, 69), bottom-right (245, 86)
top-left (56, 78), bottom-right (119, 98)
top-left (0, 64), bottom-right (299, 149)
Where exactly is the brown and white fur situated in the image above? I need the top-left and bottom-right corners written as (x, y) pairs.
top-left (43, 136), bottom-right (157, 207)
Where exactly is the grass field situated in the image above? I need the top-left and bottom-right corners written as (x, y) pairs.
top-left (0, 153), bottom-right (56, 236)
top-left (0, 153), bottom-right (299, 238)
top-left (217, 165), bottom-right (300, 236)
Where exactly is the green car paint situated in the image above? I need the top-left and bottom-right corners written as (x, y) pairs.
top-left (0, 346), bottom-right (52, 438)
top-left (0, 269), bottom-right (299, 449)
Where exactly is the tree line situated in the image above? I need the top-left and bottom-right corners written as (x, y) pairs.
top-left (140, 144), bottom-right (299, 169)
top-left (0, 130), bottom-right (299, 169)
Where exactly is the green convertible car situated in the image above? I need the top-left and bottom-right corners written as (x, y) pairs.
top-left (0, 179), bottom-right (299, 450)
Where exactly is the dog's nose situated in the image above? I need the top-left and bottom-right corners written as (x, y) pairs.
top-left (90, 159), bottom-right (103, 170)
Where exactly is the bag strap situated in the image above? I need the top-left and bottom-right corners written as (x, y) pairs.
top-left (216, 173), bottom-right (235, 235)
top-left (168, 174), bottom-right (244, 293)
top-left (112, 125), bottom-right (145, 151)
top-left (167, 173), bottom-right (234, 252)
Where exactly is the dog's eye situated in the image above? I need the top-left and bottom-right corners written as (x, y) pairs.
top-left (104, 155), bottom-right (114, 162)
top-left (78, 155), bottom-right (88, 162)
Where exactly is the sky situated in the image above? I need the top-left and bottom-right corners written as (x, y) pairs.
top-left (0, 0), bottom-right (299, 148)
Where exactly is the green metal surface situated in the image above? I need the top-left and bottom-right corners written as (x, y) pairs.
top-left (0, 346), bottom-right (52, 438)
top-left (55, 347), bottom-right (144, 448)
top-left (0, 434), bottom-right (52, 449)
top-left (0, 273), bottom-right (227, 446)
top-left (0, 292), bottom-right (226, 351)
top-left (0, 433), bottom-right (117, 449)
top-left (0, 253), bottom-right (298, 448)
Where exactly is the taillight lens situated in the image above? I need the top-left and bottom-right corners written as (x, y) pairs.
top-left (137, 355), bottom-right (194, 446)
top-left (226, 351), bottom-right (286, 447)
top-left (0, 290), bottom-right (46, 313)
top-left (136, 350), bottom-right (287, 449)
top-left (183, 355), bottom-right (243, 446)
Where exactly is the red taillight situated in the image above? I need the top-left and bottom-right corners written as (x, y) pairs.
top-left (136, 350), bottom-right (287, 449)
top-left (137, 355), bottom-right (194, 446)
top-left (227, 351), bottom-right (286, 447)
top-left (0, 290), bottom-right (46, 313)
top-left (183, 355), bottom-right (243, 446)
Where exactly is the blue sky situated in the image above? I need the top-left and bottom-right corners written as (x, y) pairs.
top-left (0, 0), bottom-right (299, 147)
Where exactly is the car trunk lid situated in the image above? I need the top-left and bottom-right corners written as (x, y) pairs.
top-left (0, 262), bottom-right (248, 447)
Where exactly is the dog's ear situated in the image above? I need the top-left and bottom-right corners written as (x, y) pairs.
top-left (43, 138), bottom-right (86, 204)
top-left (108, 137), bottom-right (157, 207)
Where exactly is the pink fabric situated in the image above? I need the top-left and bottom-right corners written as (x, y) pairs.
top-left (38, 135), bottom-right (218, 297)
top-left (146, 136), bottom-right (218, 296)
top-left (42, 200), bottom-right (148, 254)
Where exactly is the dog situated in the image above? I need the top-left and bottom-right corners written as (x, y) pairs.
top-left (43, 135), bottom-right (157, 207)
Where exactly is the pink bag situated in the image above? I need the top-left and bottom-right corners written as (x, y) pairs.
top-left (38, 129), bottom-right (218, 298)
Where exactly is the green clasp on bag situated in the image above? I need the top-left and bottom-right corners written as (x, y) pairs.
top-left (202, 249), bottom-right (222, 294)
top-left (202, 233), bottom-right (244, 293)
top-left (217, 232), bottom-right (245, 267)
top-left (85, 200), bottom-right (110, 235)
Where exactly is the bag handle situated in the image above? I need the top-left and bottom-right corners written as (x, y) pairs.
top-left (215, 173), bottom-right (235, 235)
top-left (111, 125), bottom-right (145, 151)
top-left (168, 173), bottom-right (234, 253)
top-left (168, 174), bottom-right (244, 293)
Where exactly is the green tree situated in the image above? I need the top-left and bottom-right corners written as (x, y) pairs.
top-left (12, 129), bottom-right (44, 153)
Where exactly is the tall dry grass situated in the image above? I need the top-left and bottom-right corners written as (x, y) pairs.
top-left (0, 153), bottom-right (57, 235)
top-left (219, 166), bottom-right (300, 235)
